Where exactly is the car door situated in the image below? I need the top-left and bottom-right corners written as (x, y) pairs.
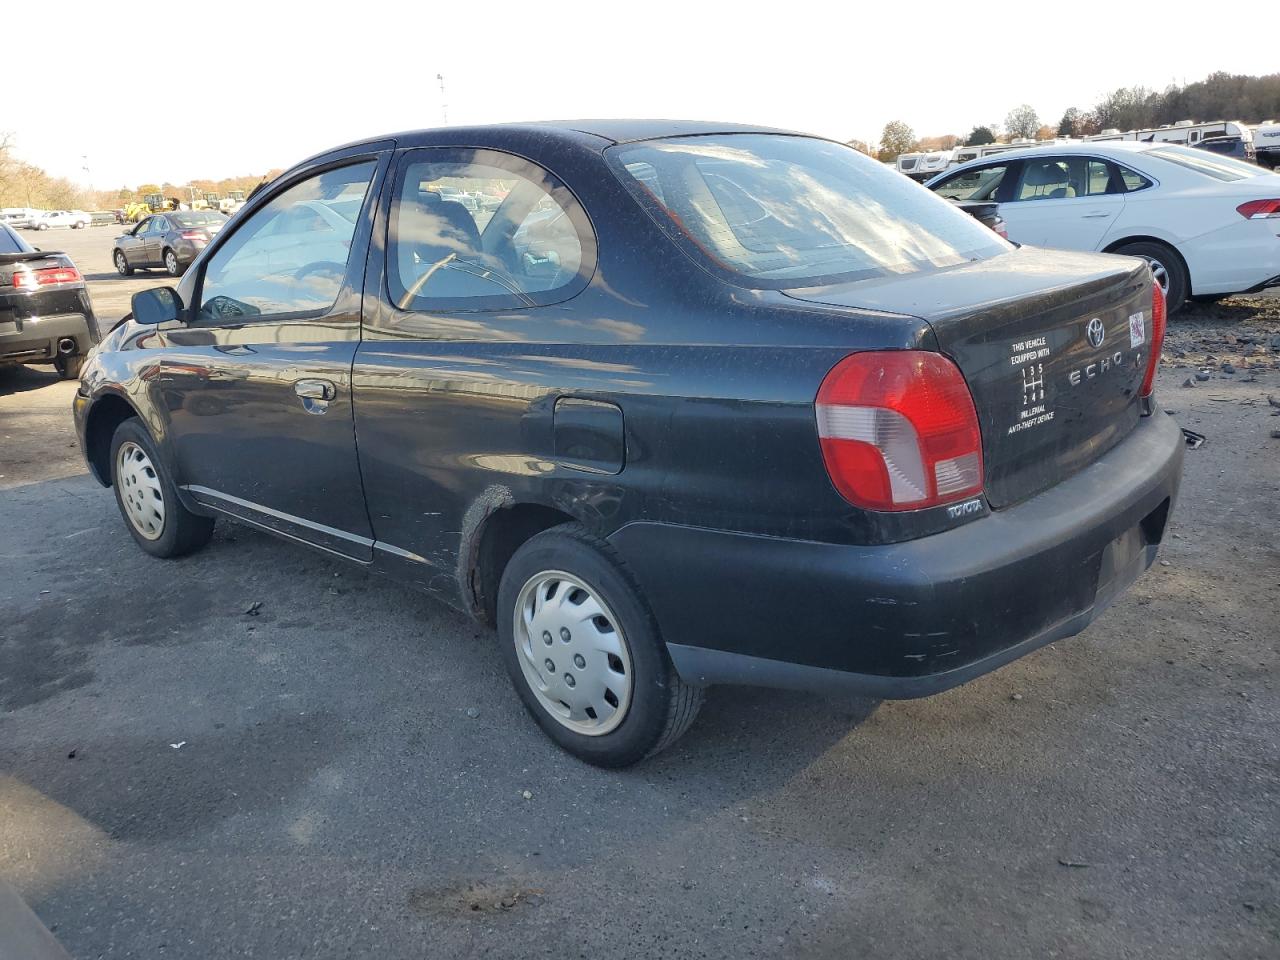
top-left (120, 218), bottom-right (149, 265)
top-left (997, 155), bottom-right (1124, 250)
top-left (144, 216), bottom-right (169, 265)
top-left (930, 161), bottom-right (1014, 203)
top-left (351, 146), bottom-right (598, 587)
top-left (151, 152), bottom-right (390, 559)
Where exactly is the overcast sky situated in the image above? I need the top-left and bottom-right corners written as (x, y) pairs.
top-left (16, 0), bottom-right (1279, 189)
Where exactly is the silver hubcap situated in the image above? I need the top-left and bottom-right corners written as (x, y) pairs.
top-left (116, 253), bottom-right (126, 273)
top-left (513, 570), bottom-right (633, 736)
top-left (1143, 257), bottom-right (1169, 294)
top-left (166, 253), bottom-right (177, 273)
top-left (116, 441), bottom-right (165, 540)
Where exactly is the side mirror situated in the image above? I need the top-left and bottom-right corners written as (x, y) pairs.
top-left (132, 287), bottom-right (184, 325)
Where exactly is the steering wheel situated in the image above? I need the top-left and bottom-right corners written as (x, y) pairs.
top-left (398, 253), bottom-right (531, 307)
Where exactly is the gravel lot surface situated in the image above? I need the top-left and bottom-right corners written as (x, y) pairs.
top-left (2, 227), bottom-right (1278, 959)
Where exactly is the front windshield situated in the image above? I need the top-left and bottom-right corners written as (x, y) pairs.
top-left (607, 133), bottom-right (1010, 288)
top-left (1147, 145), bottom-right (1270, 181)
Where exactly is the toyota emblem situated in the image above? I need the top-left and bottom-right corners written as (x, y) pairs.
top-left (1086, 318), bottom-right (1105, 348)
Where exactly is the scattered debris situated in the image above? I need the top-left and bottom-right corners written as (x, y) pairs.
top-left (1160, 560), bottom-right (1172, 567)
top-left (1181, 378), bottom-right (1196, 388)
top-left (1011, 693), bottom-right (1023, 702)
top-left (465, 706), bottom-right (480, 719)
top-left (244, 601), bottom-right (263, 616)
top-left (1194, 372), bottom-right (1211, 381)
top-left (169, 741), bottom-right (186, 749)
top-left (1181, 428), bottom-right (1206, 449)
top-left (521, 789), bottom-right (533, 800)
top-left (1057, 859), bottom-right (1091, 869)
top-left (1268, 395), bottom-right (1280, 409)
top-left (1221, 362), bottom-right (1236, 374)
top-left (66, 749), bottom-right (77, 760)
top-left (1271, 430), bottom-right (1280, 440)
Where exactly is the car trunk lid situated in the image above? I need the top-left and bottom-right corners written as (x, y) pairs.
top-left (785, 248), bottom-right (1154, 509)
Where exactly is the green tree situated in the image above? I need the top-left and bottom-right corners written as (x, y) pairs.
top-left (1058, 108), bottom-right (1082, 137)
top-left (965, 125), bottom-right (996, 146)
top-left (877, 121), bottom-right (915, 161)
top-left (1005, 104), bottom-right (1040, 140)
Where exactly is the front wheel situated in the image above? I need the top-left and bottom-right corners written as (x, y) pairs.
top-left (163, 249), bottom-right (181, 276)
top-left (109, 419), bottom-right (214, 558)
top-left (1113, 240), bottom-right (1187, 313)
top-left (498, 523), bottom-right (704, 767)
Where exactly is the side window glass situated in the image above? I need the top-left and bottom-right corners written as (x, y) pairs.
top-left (1015, 159), bottom-right (1072, 200)
top-left (197, 161), bottom-right (376, 324)
top-left (623, 160), bottom-right (665, 203)
top-left (1118, 165), bottom-right (1153, 192)
top-left (383, 148), bottom-right (595, 320)
top-left (1085, 160), bottom-right (1112, 196)
top-left (933, 164), bottom-right (1007, 201)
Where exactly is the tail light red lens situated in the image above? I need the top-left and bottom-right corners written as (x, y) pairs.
top-left (1140, 280), bottom-right (1167, 399)
top-left (816, 351), bottom-right (984, 511)
top-left (180, 231), bottom-right (207, 240)
top-left (12, 265), bottom-right (81, 290)
top-left (1236, 199), bottom-right (1280, 219)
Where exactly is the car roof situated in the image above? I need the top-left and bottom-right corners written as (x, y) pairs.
top-left (306, 119), bottom-right (805, 162)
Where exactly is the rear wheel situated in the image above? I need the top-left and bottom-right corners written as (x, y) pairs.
top-left (1112, 240), bottom-right (1187, 313)
top-left (163, 249), bottom-right (180, 276)
top-left (498, 523), bottom-right (703, 767)
top-left (109, 419), bottom-right (214, 558)
top-left (54, 353), bottom-right (84, 380)
top-left (114, 250), bottom-right (133, 276)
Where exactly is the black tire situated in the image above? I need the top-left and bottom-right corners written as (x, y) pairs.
top-left (163, 249), bottom-right (181, 277)
top-left (1112, 240), bottom-right (1187, 313)
top-left (497, 523), bottom-right (704, 767)
top-left (54, 353), bottom-right (84, 380)
top-left (108, 418), bottom-right (214, 558)
top-left (114, 250), bottom-right (134, 276)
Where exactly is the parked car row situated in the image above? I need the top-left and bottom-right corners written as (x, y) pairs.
top-left (925, 140), bottom-right (1280, 311)
top-left (75, 121), bottom-right (1183, 766)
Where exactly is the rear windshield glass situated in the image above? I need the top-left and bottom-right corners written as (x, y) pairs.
top-left (0, 224), bottom-right (32, 254)
top-left (172, 212), bottom-right (227, 226)
top-left (607, 134), bottom-right (1009, 287)
top-left (1147, 145), bottom-right (1267, 181)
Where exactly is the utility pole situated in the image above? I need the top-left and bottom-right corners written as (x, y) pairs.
top-left (437, 73), bottom-right (448, 125)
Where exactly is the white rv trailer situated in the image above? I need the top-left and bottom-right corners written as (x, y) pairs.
top-left (896, 139), bottom-right (1080, 181)
top-left (1252, 121), bottom-right (1280, 169)
top-left (1084, 120), bottom-right (1254, 146)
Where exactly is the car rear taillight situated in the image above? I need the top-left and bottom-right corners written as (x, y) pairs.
top-left (993, 218), bottom-right (1009, 240)
top-left (12, 265), bottom-right (81, 290)
top-left (180, 231), bottom-right (208, 240)
top-left (1236, 199), bottom-right (1280, 219)
top-left (815, 351), bottom-right (984, 512)
top-left (1140, 281), bottom-right (1167, 399)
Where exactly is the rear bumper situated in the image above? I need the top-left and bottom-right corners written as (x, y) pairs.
top-left (611, 410), bottom-right (1184, 698)
top-left (0, 312), bottom-right (98, 364)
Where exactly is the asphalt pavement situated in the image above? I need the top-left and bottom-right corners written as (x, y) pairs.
top-left (1, 226), bottom-right (1277, 959)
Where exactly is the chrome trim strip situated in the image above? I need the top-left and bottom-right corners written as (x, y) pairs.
top-left (182, 484), bottom-right (374, 548)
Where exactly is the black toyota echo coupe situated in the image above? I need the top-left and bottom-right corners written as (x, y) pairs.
top-left (74, 121), bottom-right (1183, 766)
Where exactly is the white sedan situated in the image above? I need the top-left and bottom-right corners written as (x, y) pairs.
top-left (30, 209), bottom-right (91, 230)
top-left (926, 141), bottom-right (1280, 310)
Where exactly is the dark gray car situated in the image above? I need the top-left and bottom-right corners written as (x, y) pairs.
top-left (113, 211), bottom-right (228, 277)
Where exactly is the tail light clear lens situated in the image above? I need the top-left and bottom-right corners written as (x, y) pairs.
top-left (1140, 280), bottom-right (1167, 399)
top-left (1236, 199), bottom-right (1280, 219)
top-left (816, 351), bottom-right (984, 511)
top-left (12, 265), bottom-right (81, 290)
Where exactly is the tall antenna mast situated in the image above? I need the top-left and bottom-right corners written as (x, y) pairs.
top-left (437, 74), bottom-right (448, 125)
